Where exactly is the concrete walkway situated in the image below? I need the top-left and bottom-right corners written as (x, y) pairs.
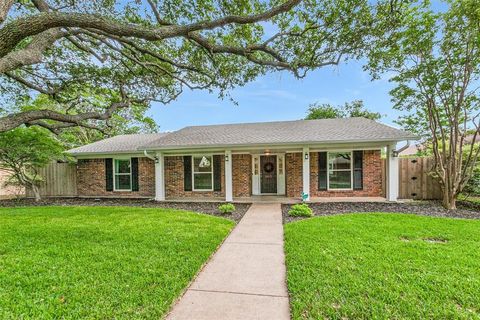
top-left (167, 203), bottom-right (290, 320)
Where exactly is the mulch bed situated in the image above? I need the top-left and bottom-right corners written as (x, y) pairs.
top-left (0, 198), bottom-right (251, 222)
top-left (282, 201), bottom-right (480, 223)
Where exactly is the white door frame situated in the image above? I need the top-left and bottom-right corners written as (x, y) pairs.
top-left (252, 153), bottom-right (285, 196)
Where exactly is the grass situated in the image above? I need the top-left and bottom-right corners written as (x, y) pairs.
top-left (461, 196), bottom-right (480, 205)
top-left (0, 206), bottom-right (234, 319)
top-left (284, 213), bottom-right (480, 319)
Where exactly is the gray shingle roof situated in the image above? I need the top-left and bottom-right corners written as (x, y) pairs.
top-left (68, 133), bottom-right (169, 155)
top-left (144, 118), bottom-right (416, 150)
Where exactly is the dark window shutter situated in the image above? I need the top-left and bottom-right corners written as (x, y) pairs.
top-left (105, 158), bottom-right (113, 191)
top-left (353, 151), bottom-right (363, 190)
top-left (318, 152), bottom-right (327, 191)
top-left (213, 155), bottom-right (222, 191)
top-left (131, 157), bottom-right (139, 191)
top-left (183, 156), bottom-right (192, 191)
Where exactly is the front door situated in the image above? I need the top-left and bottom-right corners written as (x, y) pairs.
top-left (260, 155), bottom-right (277, 194)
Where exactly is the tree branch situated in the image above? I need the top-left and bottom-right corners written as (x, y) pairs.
top-left (26, 119), bottom-right (107, 135)
top-left (4, 71), bottom-right (56, 95)
top-left (0, 28), bottom-right (66, 74)
top-left (0, 0), bottom-right (300, 59)
top-left (0, 0), bottom-right (14, 24)
top-left (0, 101), bottom-right (129, 133)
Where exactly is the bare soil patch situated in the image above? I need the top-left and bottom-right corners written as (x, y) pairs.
top-left (282, 201), bottom-right (480, 223)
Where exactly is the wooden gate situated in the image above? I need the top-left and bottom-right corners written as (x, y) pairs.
top-left (398, 157), bottom-right (442, 200)
top-left (26, 162), bottom-right (77, 197)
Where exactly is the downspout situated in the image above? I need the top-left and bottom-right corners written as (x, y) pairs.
top-left (393, 140), bottom-right (411, 157)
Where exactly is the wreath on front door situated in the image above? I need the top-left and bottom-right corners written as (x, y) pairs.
top-left (263, 162), bottom-right (275, 173)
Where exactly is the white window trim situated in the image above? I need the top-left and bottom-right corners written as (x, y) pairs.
top-left (192, 155), bottom-right (214, 192)
top-left (327, 151), bottom-right (353, 191)
top-left (113, 158), bottom-right (132, 192)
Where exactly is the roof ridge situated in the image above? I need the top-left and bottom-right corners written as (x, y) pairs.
top-left (180, 117), bottom-right (365, 130)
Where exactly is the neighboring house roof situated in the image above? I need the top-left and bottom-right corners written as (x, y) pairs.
top-left (143, 118), bottom-right (416, 150)
top-left (0, 169), bottom-right (24, 198)
top-left (398, 133), bottom-right (479, 157)
top-left (466, 134), bottom-right (480, 144)
top-left (68, 133), bottom-right (169, 155)
top-left (398, 144), bottom-right (422, 156)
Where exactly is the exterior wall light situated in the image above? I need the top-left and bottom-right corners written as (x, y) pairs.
top-left (225, 154), bottom-right (229, 161)
top-left (304, 153), bottom-right (309, 160)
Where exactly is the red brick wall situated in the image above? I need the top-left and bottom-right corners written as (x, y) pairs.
top-left (77, 157), bottom-right (155, 197)
top-left (232, 154), bottom-right (252, 197)
top-left (164, 155), bottom-right (225, 198)
top-left (309, 150), bottom-right (383, 197)
top-left (286, 150), bottom-right (383, 198)
top-left (286, 153), bottom-right (303, 197)
top-left (76, 150), bottom-right (383, 199)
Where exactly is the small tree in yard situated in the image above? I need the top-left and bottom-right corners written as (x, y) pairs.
top-left (0, 127), bottom-right (63, 201)
top-left (367, 0), bottom-right (480, 209)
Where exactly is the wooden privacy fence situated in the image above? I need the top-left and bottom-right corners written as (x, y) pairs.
top-left (398, 157), bottom-right (443, 200)
top-left (26, 162), bottom-right (77, 197)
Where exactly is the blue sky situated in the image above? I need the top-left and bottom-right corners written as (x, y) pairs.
top-left (148, 59), bottom-right (400, 132)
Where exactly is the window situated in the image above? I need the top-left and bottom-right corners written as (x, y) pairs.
top-left (114, 159), bottom-right (132, 191)
top-left (193, 155), bottom-right (213, 190)
top-left (328, 152), bottom-right (352, 189)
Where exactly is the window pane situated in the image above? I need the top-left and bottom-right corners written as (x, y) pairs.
top-left (193, 156), bottom-right (212, 173)
top-left (328, 153), bottom-right (351, 170)
top-left (115, 174), bottom-right (131, 190)
top-left (329, 171), bottom-right (351, 189)
top-left (194, 173), bottom-right (212, 190)
top-left (115, 159), bottom-right (131, 174)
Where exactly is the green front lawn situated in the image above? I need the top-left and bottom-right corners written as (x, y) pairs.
top-left (0, 206), bottom-right (234, 319)
top-left (285, 213), bottom-right (480, 319)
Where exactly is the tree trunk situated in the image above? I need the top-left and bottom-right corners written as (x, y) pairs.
top-left (31, 184), bottom-right (41, 202)
top-left (442, 188), bottom-right (456, 210)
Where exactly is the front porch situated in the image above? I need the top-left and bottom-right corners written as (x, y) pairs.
top-left (154, 143), bottom-right (400, 202)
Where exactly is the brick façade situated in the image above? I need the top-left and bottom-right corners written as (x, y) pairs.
top-left (285, 150), bottom-right (383, 198)
top-left (164, 155), bottom-right (225, 198)
top-left (77, 157), bottom-right (155, 197)
top-left (77, 151), bottom-right (383, 199)
top-left (164, 154), bottom-right (252, 199)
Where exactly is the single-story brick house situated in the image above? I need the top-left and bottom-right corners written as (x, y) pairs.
top-left (68, 118), bottom-right (416, 202)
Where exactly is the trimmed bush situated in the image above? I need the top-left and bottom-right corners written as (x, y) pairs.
top-left (218, 203), bottom-right (236, 214)
top-left (288, 203), bottom-right (313, 217)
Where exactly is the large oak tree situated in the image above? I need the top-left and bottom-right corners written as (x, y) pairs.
top-left (0, 0), bottom-right (397, 133)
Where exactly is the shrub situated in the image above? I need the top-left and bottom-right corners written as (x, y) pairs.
top-left (218, 203), bottom-right (236, 214)
top-left (463, 165), bottom-right (480, 196)
top-left (288, 203), bottom-right (313, 217)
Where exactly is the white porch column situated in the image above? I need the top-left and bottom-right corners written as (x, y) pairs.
top-left (302, 147), bottom-right (310, 201)
top-left (155, 152), bottom-right (165, 201)
top-left (386, 144), bottom-right (399, 202)
top-left (225, 150), bottom-right (233, 202)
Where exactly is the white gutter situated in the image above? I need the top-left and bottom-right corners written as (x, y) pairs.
top-left (143, 149), bottom-right (157, 161)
